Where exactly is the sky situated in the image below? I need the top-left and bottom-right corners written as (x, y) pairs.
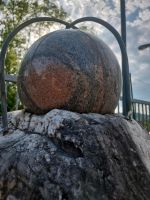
top-left (1, 0), bottom-right (149, 102)
top-left (55, 0), bottom-right (150, 101)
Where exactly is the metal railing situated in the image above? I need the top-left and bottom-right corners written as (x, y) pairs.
top-left (4, 74), bottom-right (17, 83)
top-left (132, 99), bottom-right (150, 131)
top-left (116, 98), bottom-right (150, 131)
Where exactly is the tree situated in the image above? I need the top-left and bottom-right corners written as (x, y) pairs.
top-left (0, 0), bottom-right (67, 112)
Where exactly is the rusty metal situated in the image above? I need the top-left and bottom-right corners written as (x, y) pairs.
top-left (0, 16), bottom-right (131, 132)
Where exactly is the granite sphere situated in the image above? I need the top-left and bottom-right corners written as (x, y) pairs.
top-left (17, 29), bottom-right (121, 114)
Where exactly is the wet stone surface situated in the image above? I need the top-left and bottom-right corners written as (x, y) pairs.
top-left (17, 29), bottom-right (121, 114)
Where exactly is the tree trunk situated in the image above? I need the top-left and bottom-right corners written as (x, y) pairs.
top-left (0, 109), bottom-right (150, 200)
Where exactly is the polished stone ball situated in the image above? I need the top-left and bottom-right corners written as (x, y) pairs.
top-left (17, 29), bottom-right (121, 114)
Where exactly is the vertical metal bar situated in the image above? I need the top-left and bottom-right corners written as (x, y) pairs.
top-left (142, 104), bottom-right (144, 126)
top-left (149, 105), bottom-right (150, 131)
top-left (120, 0), bottom-right (131, 117)
top-left (129, 74), bottom-right (135, 119)
top-left (149, 105), bottom-right (150, 120)
top-left (120, 0), bottom-right (126, 47)
top-left (134, 103), bottom-right (136, 120)
top-left (0, 56), bottom-right (8, 131)
top-left (138, 103), bottom-right (140, 122)
top-left (145, 104), bottom-right (148, 130)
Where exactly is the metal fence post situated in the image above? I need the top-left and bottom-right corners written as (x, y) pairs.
top-left (120, 0), bottom-right (132, 116)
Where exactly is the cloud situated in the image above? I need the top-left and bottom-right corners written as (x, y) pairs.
top-left (2, 0), bottom-right (147, 101)
top-left (56, 0), bottom-right (150, 101)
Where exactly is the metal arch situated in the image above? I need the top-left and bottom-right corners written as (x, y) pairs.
top-left (0, 16), bottom-right (131, 132)
top-left (68, 17), bottom-right (131, 118)
top-left (0, 17), bottom-right (71, 132)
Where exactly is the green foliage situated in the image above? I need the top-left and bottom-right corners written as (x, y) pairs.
top-left (143, 121), bottom-right (150, 132)
top-left (0, 0), bottom-right (67, 113)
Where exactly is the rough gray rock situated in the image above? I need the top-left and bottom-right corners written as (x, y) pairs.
top-left (0, 109), bottom-right (150, 200)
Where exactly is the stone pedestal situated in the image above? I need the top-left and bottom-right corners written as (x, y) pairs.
top-left (0, 109), bottom-right (150, 200)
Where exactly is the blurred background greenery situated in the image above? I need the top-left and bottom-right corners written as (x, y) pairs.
top-left (0, 0), bottom-right (67, 113)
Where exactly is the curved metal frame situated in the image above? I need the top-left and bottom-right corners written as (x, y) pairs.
top-left (0, 17), bottom-right (70, 132)
top-left (68, 17), bottom-right (131, 118)
top-left (0, 16), bottom-right (131, 132)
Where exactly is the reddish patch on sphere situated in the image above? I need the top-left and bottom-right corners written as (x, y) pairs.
top-left (17, 30), bottom-right (121, 114)
top-left (26, 66), bottom-right (76, 110)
